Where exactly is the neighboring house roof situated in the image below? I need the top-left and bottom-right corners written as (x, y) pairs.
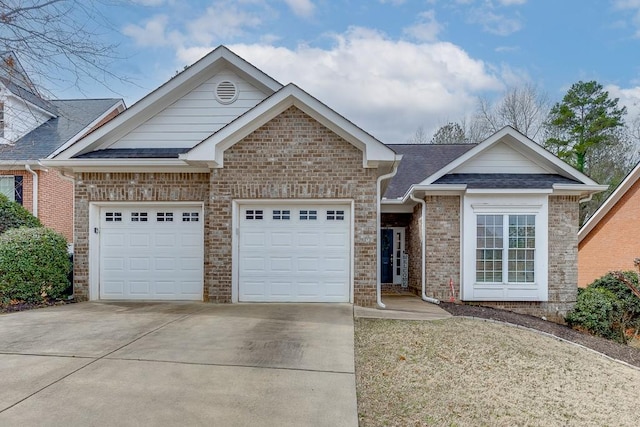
top-left (0, 77), bottom-right (58, 115)
top-left (578, 160), bottom-right (640, 243)
top-left (0, 98), bottom-right (123, 161)
top-left (383, 144), bottom-right (476, 199)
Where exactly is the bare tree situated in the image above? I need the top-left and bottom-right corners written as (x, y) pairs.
top-left (476, 83), bottom-right (550, 140)
top-left (407, 125), bottom-right (429, 144)
top-left (0, 0), bottom-right (125, 95)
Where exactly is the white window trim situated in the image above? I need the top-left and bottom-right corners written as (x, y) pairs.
top-left (462, 194), bottom-right (548, 302)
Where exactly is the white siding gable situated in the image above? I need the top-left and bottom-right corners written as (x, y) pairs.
top-left (1, 94), bottom-right (52, 143)
top-left (451, 141), bottom-right (553, 174)
top-left (110, 69), bottom-right (269, 149)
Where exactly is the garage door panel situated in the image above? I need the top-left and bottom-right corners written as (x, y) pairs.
top-left (129, 257), bottom-right (150, 271)
top-left (99, 205), bottom-right (203, 301)
top-left (130, 281), bottom-right (150, 295)
top-left (239, 204), bottom-right (350, 302)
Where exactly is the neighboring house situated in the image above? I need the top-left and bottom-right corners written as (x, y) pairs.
top-left (42, 46), bottom-right (605, 319)
top-left (578, 161), bottom-right (640, 287)
top-left (0, 51), bottom-right (124, 241)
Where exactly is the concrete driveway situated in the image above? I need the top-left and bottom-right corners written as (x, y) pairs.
top-left (0, 302), bottom-right (357, 426)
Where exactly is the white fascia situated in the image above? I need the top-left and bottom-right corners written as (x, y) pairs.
top-left (39, 159), bottom-right (209, 173)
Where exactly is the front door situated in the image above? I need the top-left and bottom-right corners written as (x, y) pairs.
top-left (381, 227), bottom-right (405, 284)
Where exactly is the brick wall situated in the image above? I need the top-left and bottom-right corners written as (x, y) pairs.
top-left (209, 106), bottom-right (379, 306)
top-left (579, 179), bottom-right (640, 287)
top-left (73, 172), bottom-right (210, 301)
top-left (424, 195), bottom-right (461, 300)
top-left (38, 170), bottom-right (73, 241)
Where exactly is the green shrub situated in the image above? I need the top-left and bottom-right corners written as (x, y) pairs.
top-left (0, 193), bottom-right (41, 234)
top-left (565, 287), bottom-right (627, 343)
top-left (0, 227), bottom-right (71, 303)
top-left (590, 271), bottom-right (640, 325)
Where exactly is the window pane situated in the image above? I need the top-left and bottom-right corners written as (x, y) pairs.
top-left (507, 215), bottom-right (535, 283)
top-left (0, 176), bottom-right (14, 201)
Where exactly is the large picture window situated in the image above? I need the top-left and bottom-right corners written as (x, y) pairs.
top-left (476, 214), bottom-right (535, 284)
top-left (463, 194), bottom-right (548, 302)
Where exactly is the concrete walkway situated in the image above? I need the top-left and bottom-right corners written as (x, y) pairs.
top-left (354, 294), bottom-right (452, 320)
top-left (0, 302), bottom-right (357, 427)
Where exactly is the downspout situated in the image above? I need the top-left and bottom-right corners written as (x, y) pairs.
top-left (24, 164), bottom-right (38, 217)
top-left (409, 192), bottom-right (440, 304)
top-left (376, 158), bottom-right (400, 309)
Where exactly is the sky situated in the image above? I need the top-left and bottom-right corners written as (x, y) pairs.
top-left (50, 0), bottom-right (640, 143)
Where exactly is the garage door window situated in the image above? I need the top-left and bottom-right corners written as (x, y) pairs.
top-left (105, 212), bottom-right (122, 222)
top-left (157, 212), bottom-right (173, 222)
top-left (327, 210), bottom-right (345, 221)
top-left (131, 212), bottom-right (148, 222)
top-left (272, 209), bottom-right (290, 220)
top-left (300, 209), bottom-right (317, 220)
top-left (246, 209), bottom-right (263, 220)
top-left (182, 212), bottom-right (199, 222)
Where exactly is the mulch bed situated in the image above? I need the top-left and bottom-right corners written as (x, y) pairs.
top-left (440, 302), bottom-right (640, 369)
top-left (0, 298), bottom-right (75, 314)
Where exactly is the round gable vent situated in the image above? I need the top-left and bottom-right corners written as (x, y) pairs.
top-left (215, 80), bottom-right (238, 104)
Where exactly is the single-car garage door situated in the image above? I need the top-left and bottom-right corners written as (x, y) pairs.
top-left (238, 204), bottom-right (351, 302)
top-left (99, 205), bottom-right (204, 300)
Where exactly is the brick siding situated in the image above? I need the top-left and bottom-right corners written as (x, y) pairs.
top-left (38, 170), bottom-right (74, 241)
top-left (208, 106), bottom-right (378, 306)
top-left (578, 178), bottom-right (640, 287)
top-left (72, 106), bottom-right (379, 305)
top-left (73, 172), bottom-right (210, 301)
top-left (424, 195), bottom-right (461, 301)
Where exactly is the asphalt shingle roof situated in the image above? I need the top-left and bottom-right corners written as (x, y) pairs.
top-left (383, 144), bottom-right (582, 199)
top-left (75, 148), bottom-right (189, 159)
top-left (383, 144), bottom-right (477, 199)
top-left (433, 173), bottom-right (581, 188)
top-left (0, 98), bottom-right (121, 161)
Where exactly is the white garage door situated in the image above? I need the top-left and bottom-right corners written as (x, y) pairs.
top-left (99, 205), bottom-right (204, 300)
top-left (238, 204), bottom-right (351, 302)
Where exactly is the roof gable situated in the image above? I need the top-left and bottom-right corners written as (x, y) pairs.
top-left (420, 126), bottom-right (600, 186)
top-left (181, 83), bottom-right (397, 168)
top-left (52, 46), bottom-right (283, 160)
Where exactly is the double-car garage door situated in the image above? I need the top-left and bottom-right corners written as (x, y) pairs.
top-left (97, 203), bottom-right (351, 302)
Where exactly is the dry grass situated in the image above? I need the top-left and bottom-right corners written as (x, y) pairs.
top-left (355, 318), bottom-right (640, 427)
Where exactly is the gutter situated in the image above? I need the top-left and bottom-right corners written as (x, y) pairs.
top-left (24, 164), bottom-right (38, 217)
top-left (376, 157), bottom-right (401, 309)
top-left (409, 192), bottom-right (440, 305)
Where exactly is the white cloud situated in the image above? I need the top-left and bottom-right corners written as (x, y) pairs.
top-left (122, 15), bottom-right (179, 47)
top-left (403, 10), bottom-right (443, 42)
top-left (468, 8), bottom-right (522, 36)
top-left (605, 84), bottom-right (640, 119)
top-left (186, 3), bottom-right (263, 44)
top-left (282, 0), bottom-right (315, 18)
top-left (202, 28), bottom-right (504, 142)
top-left (497, 0), bottom-right (526, 5)
top-left (379, 0), bottom-right (407, 5)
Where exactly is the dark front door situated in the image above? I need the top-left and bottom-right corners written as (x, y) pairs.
top-left (381, 228), bottom-right (394, 283)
